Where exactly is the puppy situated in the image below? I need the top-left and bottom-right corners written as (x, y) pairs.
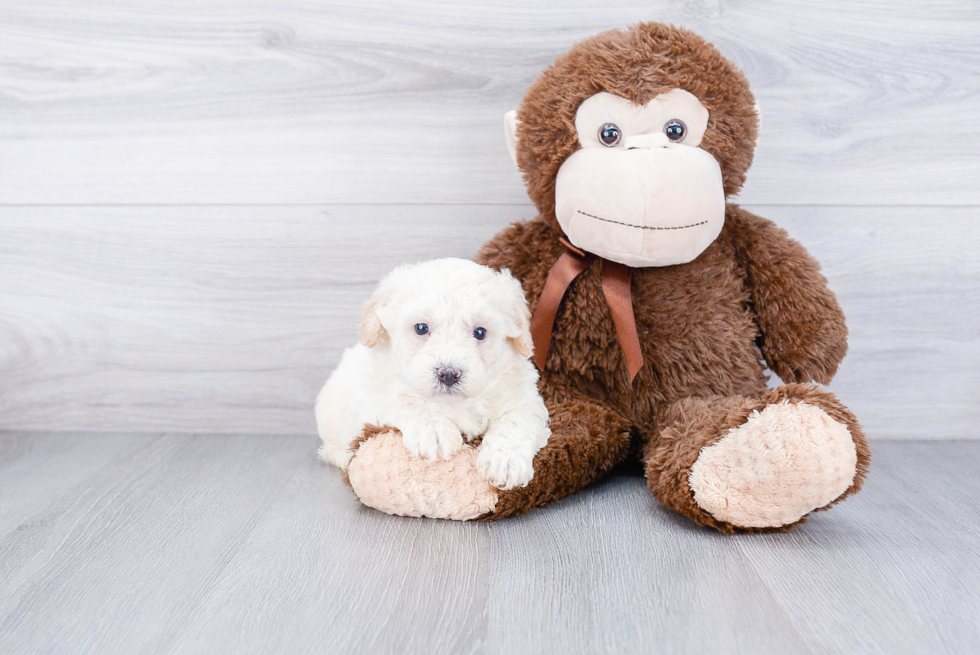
top-left (315, 258), bottom-right (551, 490)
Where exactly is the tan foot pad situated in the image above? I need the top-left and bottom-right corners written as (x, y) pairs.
top-left (689, 400), bottom-right (857, 528)
top-left (346, 431), bottom-right (498, 521)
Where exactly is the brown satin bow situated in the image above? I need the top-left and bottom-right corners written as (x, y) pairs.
top-left (529, 238), bottom-right (644, 382)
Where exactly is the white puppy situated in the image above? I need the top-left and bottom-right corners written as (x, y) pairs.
top-left (315, 258), bottom-right (551, 490)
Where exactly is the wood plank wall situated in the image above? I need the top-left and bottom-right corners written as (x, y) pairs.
top-left (1, 1), bottom-right (978, 438)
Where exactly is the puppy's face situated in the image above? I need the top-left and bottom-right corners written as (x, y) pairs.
top-left (359, 258), bottom-right (533, 400)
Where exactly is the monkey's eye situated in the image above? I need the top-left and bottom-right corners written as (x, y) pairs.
top-left (663, 119), bottom-right (687, 142)
top-left (473, 327), bottom-right (487, 341)
top-left (414, 323), bottom-right (429, 336)
top-left (598, 123), bottom-right (622, 147)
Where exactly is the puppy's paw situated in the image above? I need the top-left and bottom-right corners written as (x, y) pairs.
top-left (476, 445), bottom-right (534, 490)
top-left (401, 418), bottom-right (464, 460)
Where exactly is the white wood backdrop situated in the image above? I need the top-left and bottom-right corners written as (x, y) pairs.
top-left (0, 0), bottom-right (978, 438)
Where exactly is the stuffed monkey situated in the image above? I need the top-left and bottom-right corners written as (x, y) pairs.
top-left (344, 22), bottom-right (870, 533)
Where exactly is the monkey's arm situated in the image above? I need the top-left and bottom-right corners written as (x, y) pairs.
top-left (726, 205), bottom-right (847, 385)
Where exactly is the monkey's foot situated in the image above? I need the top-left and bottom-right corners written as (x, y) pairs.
top-left (689, 399), bottom-right (857, 529)
top-left (345, 427), bottom-right (498, 520)
top-left (647, 385), bottom-right (870, 533)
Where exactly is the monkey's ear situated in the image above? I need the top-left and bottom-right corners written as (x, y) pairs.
top-left (504, 110), bottom-right (519, 166)
top-left (753, 101), bottom-right (762, 148)
top-left (358, 281), bottom-right (392, 348)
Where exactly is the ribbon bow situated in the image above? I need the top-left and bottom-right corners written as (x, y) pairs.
top-left (529, 238), bottom-right (644, 382)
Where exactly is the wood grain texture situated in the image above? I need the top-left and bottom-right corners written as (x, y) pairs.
top-left (1, 204), bottom-right (976, 438)
top-left (0, 433), bottom-right (977, 655)
top-left (0, 0), bottom-right (978, 205)
top-left (735, 441), bottom-right (980, 654)
top-left (0, 204), bottom-right (524, 434)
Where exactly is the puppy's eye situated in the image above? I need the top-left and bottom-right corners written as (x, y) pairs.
top-left (414, 323), bottom-right (429, 336)
top-left (473, 327), bottom-right (487, 341)
top-left (598, 123), bottom-right (621, 147)
top-left (663, 119), bottom-right (687, 142)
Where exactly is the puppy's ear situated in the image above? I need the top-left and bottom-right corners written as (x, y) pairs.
top-left (359, 277), bottom-right (393, 348)
top-left (495, 268), bottom-right (534, 359)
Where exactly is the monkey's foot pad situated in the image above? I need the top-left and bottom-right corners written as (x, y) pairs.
top-left (346, 431), bottom-right (498, 520)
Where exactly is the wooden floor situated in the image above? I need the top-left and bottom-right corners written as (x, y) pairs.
top-left (0, 433), bottom-right (977, 654)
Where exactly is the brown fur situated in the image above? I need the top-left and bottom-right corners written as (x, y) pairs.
top-left (470, 22), bottom-right (869, 530)
top-left (479, 386), bottom-right (635, 520)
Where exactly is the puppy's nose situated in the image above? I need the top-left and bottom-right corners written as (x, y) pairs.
top-left (436, 367), bottom-right (462, 387)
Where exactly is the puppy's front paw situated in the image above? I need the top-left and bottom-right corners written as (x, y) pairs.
top-left (401, 418), bottom-right (464, 460)
top-left (476, 445), bottom-right (534, 490)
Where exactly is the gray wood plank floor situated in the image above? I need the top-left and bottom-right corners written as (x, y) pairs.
top-left (1, 433), bottom-right (977, 655)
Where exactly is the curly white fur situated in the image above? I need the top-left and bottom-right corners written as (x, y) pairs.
top-left (315, 258), bottom-right (551, 490)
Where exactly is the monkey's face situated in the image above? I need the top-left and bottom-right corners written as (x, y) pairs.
top-left (506, 23), bottom-right (759, 268)
top-left (554, 89), bottom-right (725, 268)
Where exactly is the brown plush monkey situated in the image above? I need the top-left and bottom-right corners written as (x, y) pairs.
top-left (344, 22), bottom-right (871, 533)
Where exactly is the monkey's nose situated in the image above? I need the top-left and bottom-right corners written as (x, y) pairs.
top-left (624, 132), bottom-right (670, 150)
top-left (436, 367), bottom-right (462, 387)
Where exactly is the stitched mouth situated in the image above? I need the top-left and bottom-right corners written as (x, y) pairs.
top-left (577, 210), bottom-right (707, 231)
